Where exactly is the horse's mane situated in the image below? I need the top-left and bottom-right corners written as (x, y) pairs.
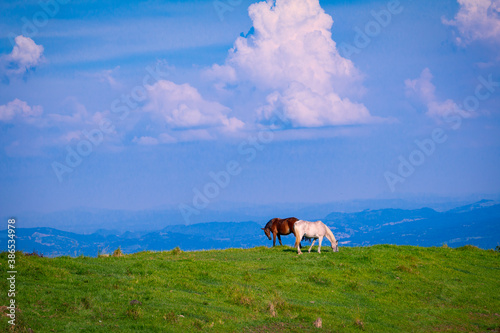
top-left (263, 219), bottom-right (275, 230)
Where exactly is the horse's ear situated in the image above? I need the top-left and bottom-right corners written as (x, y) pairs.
top-left (261, 228), bottom-right (265, 230)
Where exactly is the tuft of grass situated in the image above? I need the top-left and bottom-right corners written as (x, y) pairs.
top-left (193, 318), bottom-right (204, 330)
top-left (228, 286), bottom-right (254, 307)
top-left (396, 264), bottom-right (419, 274)
top-left (163, 311), bottom-right (178, 323)
top-left (354, 318), bottom-right (365, 330)
top-left (270, 292), bottom-right (289, 312)
top-left (267, 301), bottom-right (276, 317)
top-left (80, 296), bottom-right (92, 309)
top-left (308, 274), bottom-right (330, 286)
top-left (170, 246), bottom-right (182, 255)
top-left (457, 244), bottom-right (480, 251)
top-left (112, 247), bottom-right (123, 257)
top-left (348, 279), bottom-right (361, 291)
top-left (126, 307), bottom-right (142, 320)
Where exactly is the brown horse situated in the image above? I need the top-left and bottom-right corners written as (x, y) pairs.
top-left (261, 217), bottom-right (301, 247)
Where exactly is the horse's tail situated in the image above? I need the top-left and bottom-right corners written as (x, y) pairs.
top-left (294, 221), bottom-right (303, 248)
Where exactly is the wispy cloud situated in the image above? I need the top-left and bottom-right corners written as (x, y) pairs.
top-left (133, 132), bottom-right (177, 146)
top-left (81, 66), bottom-right (122, 89)
top-left (404, 68), bottom-right (462, 119)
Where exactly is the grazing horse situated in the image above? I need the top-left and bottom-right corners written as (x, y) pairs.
top-left (293, 220), bottom-right (339, 254)
top-left (261, 217), bottom-right (301, 247)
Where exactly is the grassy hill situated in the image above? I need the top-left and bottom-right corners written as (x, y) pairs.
top-left (1, 245), bottom-right (499, 332)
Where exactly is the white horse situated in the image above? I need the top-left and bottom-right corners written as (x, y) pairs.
top-left (293, 220), bottom-right (339, 254)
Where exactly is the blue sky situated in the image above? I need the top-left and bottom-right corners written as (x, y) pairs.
top-left (0, 0), bottom-right (499, 221)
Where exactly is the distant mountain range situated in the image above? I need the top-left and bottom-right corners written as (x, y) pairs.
top-left (6, 197), bottom-right (497, 234)
top-left (1, 200), bottom-right (499, 257)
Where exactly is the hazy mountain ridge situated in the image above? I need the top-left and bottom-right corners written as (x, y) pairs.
top-left (1, 201), bottom-right (499, 257)
top-left (7, 197), bottom-right (498, 234)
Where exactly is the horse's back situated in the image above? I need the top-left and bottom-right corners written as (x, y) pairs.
top-left (277, 217), bottom-right (298, 234)
top-left (296, 220), bottom-right (327, 237)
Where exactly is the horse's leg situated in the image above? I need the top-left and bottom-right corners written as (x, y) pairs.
top-left (308, 239), bottom-right (316, 253)
top-left (277, 234), bottom-right (282, 246)
top-left (295, 232), bottom-right (302, 255)
top-left (273, 232), bottom-right (277, 247)
top-left (317, 236), bottom-right (323, 253)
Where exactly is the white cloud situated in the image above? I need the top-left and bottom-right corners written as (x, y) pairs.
top-left (207, 0), bottom-right (377, 128)
top-left (133, 136), bottom-right (159, 145)
top-left (0, 99), bottom-right (43, 122)
top-left (1, 35), bottom-right (44, 79)
top-left (405, 68), bottom-right (466, 119)
top-left (443, 0), bottom-right (500, 45)
top-left (143, 80), bottom-right (244, 131)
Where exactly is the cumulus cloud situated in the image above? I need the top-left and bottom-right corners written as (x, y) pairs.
top-left (0, 99), bottom-right (43, 123)
top-left (143, 80), bottom-right (244, 131)
top-left (405, 68), bottom-right (466, 119)
top-left (206, 0), bottom-right (377, 128)
top-left (443, 0), bottom-right (500, 45)
top-left (1, 35), bottom-right (44, 79)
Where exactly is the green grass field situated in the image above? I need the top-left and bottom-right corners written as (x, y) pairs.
top-left (1, 245), bottom-right (499, 332)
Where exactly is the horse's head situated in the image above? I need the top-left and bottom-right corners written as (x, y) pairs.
top-left (261, 227), bottom-right (272, 240)
top-left (332, 239), bottom-right (339, 252)
top-left (262, 218), bottom-right (277, 240)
